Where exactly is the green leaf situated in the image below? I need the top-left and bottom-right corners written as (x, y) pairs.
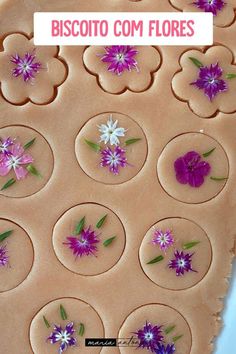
top-left (125, 138), bottom-right (141, 146)
top-left (85, 139), bottom-right (100, 152)
top-left (173, 334), bottom-right (183, 343)
top-left (1, 178), bottom-right (16, 191)
top-left (78, 323), bottom-right (85, 336)
top-left (75, 217), bottom-right (85, 235)
top-left (59, 305), bottom-right (67, 320)
top-left (147, 255), bottom-right (164, 265)
top-left (189, 57), bottom-right (203, 68)
top-left (210, 176), bottom-right (228, 181)
top-left (226, 74), bottom-right (236, 79)
top-left (96, 214), bottom-right (107, 229)
top-left (43, 316), bottom-right (50, 328)
top-left (203, 147), bottom-right (216, 158)
top-left (165, 325), bottom-right (176, 335)
top-left (0, 230), bottom-right (13, 243)
top-left (24, 138), bottom-right (36, 150)
top-left (183, 241), bottom-right (200, 250)
top-left (103, 236), bottom-right (116, 247)
top-left (26, 164), bottom-right (41, 177)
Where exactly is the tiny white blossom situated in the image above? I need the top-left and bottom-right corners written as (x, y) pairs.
top-left (98, 115), bottom-right (126, 146)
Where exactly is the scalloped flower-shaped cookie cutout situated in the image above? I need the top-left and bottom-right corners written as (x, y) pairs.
top-left (0, 33), bottom-right (67, 105)
top-left (169, 0), bottom-right (236, 27)
top-left (83, 45), bottom-right (161, 94)
top-left (172, 46), bottom-right (236, 118)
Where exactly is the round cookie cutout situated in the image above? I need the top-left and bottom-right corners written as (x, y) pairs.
top-left (139, 218), bottom-right (212, 290)
top-left (0, 125), bottom-right (53, 198)
top-left (75, 112), bottom-right (147, 184)
top-left (0, 218), bottom-right (33, 292)
top-left (30, 297), bottom-right (104, 354)
top-left (157, 132), bottom-right (229, 203)
top-left (53, 203), bottom-right (126, 276)
top-left (119, 304), bottom-right (191, 354)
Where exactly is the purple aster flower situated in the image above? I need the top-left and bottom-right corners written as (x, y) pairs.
top-left (0, 137), bottom-right (14, 157)
top-left (11, 51), bottom-right (41, 82)
top-left (100, 45), bottom-right (138, 76)
top-left (174, 151), bottom-right (211, 188)
top-left (100, 146), bottom-right (128, 175)
top-left (169, 250), bottom-right (196, 276)
top-left (193, 0), bottom-right (225, 16)
top-left (155, 343), bottom-right (176, 354)
top-left (0, 143), bottom-right (33, 180)
top-left (0, 245), bottom-right (9, 267)
top-left (134, 322), bottom-right (163, 352)
top-left (63, 226), bottom-right (100, 258)
top-left (47, 322), bottom-right (76, 353)
top-left (191, 63), bottom-right (227, 101)
top-left (152, 229), bottom-right (174, 252)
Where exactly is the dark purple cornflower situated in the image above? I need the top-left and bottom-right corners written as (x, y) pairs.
top-left (47, 322), bottom-right (76, 353)
top-left (0, 137), bottom-right (14, 157)
top-left (152, 229), bottom-right (174, 252)
top-left (155, 343), bottom-right (176, 354)
top-left (174, 151), bottom-right (211, 188)
top-left (193, 0), bottom-right (225, 16)
top-left (100, 45), bottom-right (138, 76)
top-left (100, 146), bottom-right (128, 175)
top-left (191, 63), bottom-right (227, 101)
top-left (169, 250), bottom-right (196, 276)
top-left (134, 322), bottom-right (163, 352)
top-left (11, 51), bottom-right (41, 82)
top-left (64, 226), bottom-right (100, 258)
top-left (0, 245), bottom-right (9, 267)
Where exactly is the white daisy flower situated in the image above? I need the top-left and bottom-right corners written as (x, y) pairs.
top-left (98, 115), bottom-right (126, 146)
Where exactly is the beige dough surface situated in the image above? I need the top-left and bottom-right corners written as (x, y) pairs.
top-left (0, 1), bottom-right (235, 354)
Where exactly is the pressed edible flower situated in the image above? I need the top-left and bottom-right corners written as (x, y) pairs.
top-left (100, 45), bottom-right (138, 76)
top-left (174, 151), bottom-right (211, 188)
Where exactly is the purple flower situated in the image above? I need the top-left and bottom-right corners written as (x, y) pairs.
top-left (174, 151), bottom-right (211, 188)
top-left (11, 51), bottom-right (41, 82)
top-left (100, 45), bottom-right (138, 76)
top-left (134, 322), bottom-right (163, 352)
top-left (0, 143), bottom-right (33, 180)
top-left (193, 0), bottom-right (225, 16)
top-left (155, 343), bottom-right (176, 354)
top-left (169, 250), bottom-right (196, 276)
top-left (0, 137), bottom-right (14, 157)
top-left (47, 322), bottom-right (76, 353)
top-left (64, 226), bottom-right (100, 258)
top-left (191, 63), bottom-right (227, 101)
top-left (152, 229), bottom-right (174, 251)
top-left (0, 245), bottom-right (9, 267)
top-left (100, 146), bottom-right (128, 175)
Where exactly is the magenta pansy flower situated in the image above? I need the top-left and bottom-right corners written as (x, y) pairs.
top-left (191, 63), bottom-right (228, 101)
top-left (100, 145), bottom-right (128, 175)
top-left (152, 229), bottom-right (174, 251)
top-left (11, 51), bottom-right (42, 82)
top-left (134, 322), bottom-right (163, 352)
top-left (0, 245), bottom-right (9, 267)
top-left (64, 226), bottom-right (100, 258)
top-left (174, 151), bottom-right (211, 188)
top-left (0, 143), bottom-right (33, 180)
top-left (47, 322), bottom-right (76, 353)
top-left (169, 250), bottom-right (196, 276)
top-left (100, 45), bottom-right (138, 76)
top-left (193, 0), bottom-right (225, 16)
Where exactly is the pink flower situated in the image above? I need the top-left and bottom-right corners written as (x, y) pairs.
top-left (0, 143), bottom-right (33, 180)
top-left (64, 226), bottom-right (100, 258)
top-left (152, 229), bottom-right (174, 252)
